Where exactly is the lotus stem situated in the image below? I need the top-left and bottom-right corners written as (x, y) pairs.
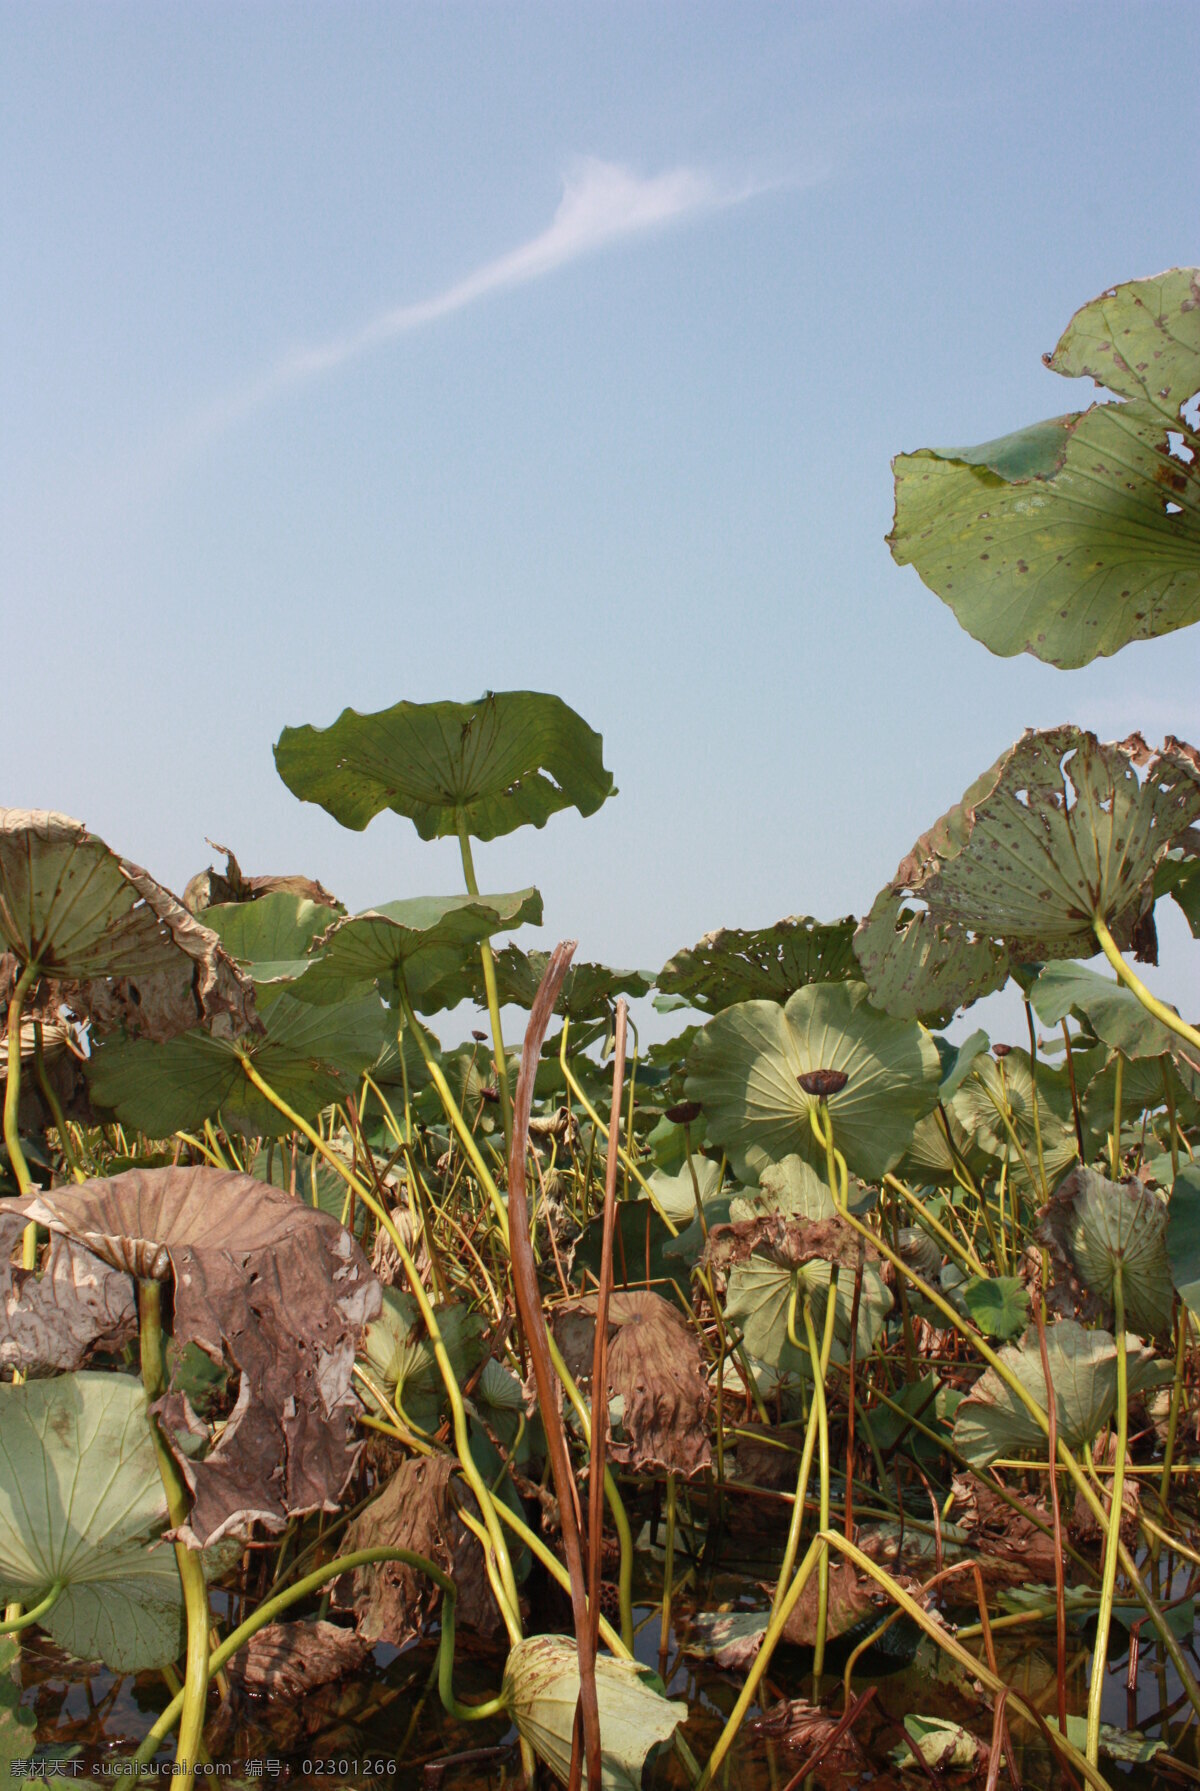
top-left (1093, 913), bottom-right (1200, 1055)
top-left (31, 1020), bottom-right (86, 1183)
top-left (802, 1295), bottom-right (832, 1691)
top-left (1110, 1052), bottom-right (1124, 1181)
top-left (1087, 1261), bottom-right (1128, 1767)
top-left (137, 1278), bottom-right (212, 1778)
top-left (0, 1581), bottom-right (64, 1634)
top-left (234, 1051), bottom-right (524, 1639)
top-left (658, 1471), bottom-right (677, 1668)
top-left (1156, 1304), bottom-right (1189, 1546)
top-left (3, 961), bottom-right (38, 1201)
top-left (546, 1330), bottom-right (636, 1654)
top-left (558, 1022), bottom-right (679, 1233)
top-left (770, 1272), bottom-right (837, 1623)
top-left (454, 813), bottom-right (513, 1157)
top-left (1024, 999), bottom-right (1052, 1199)
top-left (884, 1174), bottom-right (984, 1276)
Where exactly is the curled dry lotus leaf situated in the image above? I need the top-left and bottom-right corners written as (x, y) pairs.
top-left (0, 1371), bottom-right (206, 1671)
top-left (299, 889), bottom-right (543, 1011)
top-left (552, 1290), bottom-right (711, 1477)
top-left (952, 1319), bottom-right (1169, 1467)
top-left (0, 809), bottom-right (257, 1043)
top-left (183, 841), bottom-right (340, 918)
top-left (339, 1455), bottom-right (500, 1644)
top-left (233, 1618), bottom-right (369, 1698)
top-left (687, 1563), bottom-right (876, 1666)
top-left (893, 729), bottom-right (1200, 964)
top-left (1039, 1167), bottom-right (1174, 1337)
top-left (898, 1715), bottom-right (988, 1775)
top-left (0, 1207), bottom-right (135, 1373)
top-left (503, 1632), bottom-right (685, 1791)
top-left (274, 690), bottom-right (614, 841)
top-left (17, 1167), bottom-right (381, 1548)
top-left (358, 1288), bottom-right (485, 1433)
top-left (890, 267), bottom-right (1200, 668)
top-left (658, 914), bottom-right (859, 1013)
top-left (686, 981), bottom-right (941, 1183)
top-left (84, 984), bottom-right (391, 1138)
top-left (1031, 961), bottom-right (1179, 1059)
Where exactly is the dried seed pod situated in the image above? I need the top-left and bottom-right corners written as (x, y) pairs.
top-left (664, 1100), bottom-right (702, 1126)
top-left (797, 1068), bottom-right (848, 1098)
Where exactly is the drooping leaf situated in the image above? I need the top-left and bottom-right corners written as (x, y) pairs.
top-left (183, 842), bottom-right (341, 917)
top-left (1167, 1164), bottom-right (1200, 1319)
top-left (86, 984), bottom-right (392, 1137)
top-left (952, 1320), bottom-right (1168, 1466)
top-left (298, 890), bottom-right (543, 1011)
top-left (686, 981), bottom-right (941, 1183)
top-left (644, 1157), bottom-right (727, 1226)
top-left (0, 1206), bottom-right (136, 1374)
top-left (936, 1028), bottom-right (991, 1100)
top-left (18, 1168), bottom-right (381, 1548)
top-left (0, 809), bottom-right (256, 1042)
top-left (274, 691), bottom-right (614, 840)
top-left (503, 1633), bottom-right (685, 1791)
top-left (890, 268), bottom-right (1200, 667)
top-left (712, 1219), bottom-right (891, 1375)
top-left (1031, 961), bottom-right (1178, 1059)
top-left (359, 1289), bottom-right (485, 1435)
top-left (0, 1372), bottom-right (182, 1670)
top-left (1039, 1167), bottom-right (1173, 1336)
top-left (201, 891), bottom-right (341, 990)
top-left (658, 915), bottom-right (859, 1013)
top-left (232, 1619), bottom-right (369, 1698)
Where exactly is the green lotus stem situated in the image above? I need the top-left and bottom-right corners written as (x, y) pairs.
top-left (558, 1021), bottom-right (679, 1234)
top-left (138, 1278), bottom-right (211, 1777)
top-left (883, 1174), bottom-right (984, 1276)
top-left (546, 1330), bottom-right (636, 1653)
top-left (1087, 1261), bottom-right (1128, 1768)
top-left (133, 1545), bottom-right (504, 1768)
top-left (3, 960), bottom-right (38, 1201)
top-left (491, 1497), bottom-right (625, 1658)
top-left (770, 1271), bottom-right (838, 1623)
top-left (658, 1472), bottom-right (678, 1665)
top-left (1110, 1052), bottom-right (1124, 1181)
top-left (234, 1052), bottom-right (523, 1639)
top-left (32, 1020), bottom-right (86, 1182)
top-left (822, 1153), bottom-right (1200, 1730)
top-left (0, 1581), bottom-right (64, 1634)
top-left (1163, 1059), bottom-right (1180, 1180)
top-left (802, 1296), bottom-right (832, 1690)
top-left (1093, 912), bottom-right (1200, 1055)
top-left (454, 813), bottom-right (513, 1158)
top-left (392, 988), bottom-right (511, 1243)
top-left (1156, 1304), bottom-right (1189, 1544)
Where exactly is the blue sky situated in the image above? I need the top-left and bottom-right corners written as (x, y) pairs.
top-left (5, 3), bottom-right (1200, 1043)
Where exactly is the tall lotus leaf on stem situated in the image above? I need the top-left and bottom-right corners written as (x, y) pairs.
top-left (1039, 1167), bottom-right (1174, 1338)
top-left (658, 913), bottom-right (858, 1013)
top-left (0, 809), bottom-right (257, 1196)
top-left (859, 728), bottom-right (1200, 1031)
top-left (890, 267), bottom-right (1200, 667)
top-left (685, 981), bottom-right (941, 1184)
top-left (1030, 961), bottom-right (1181, 1060)
top-left (274, 690), bottom-right (614, 1152)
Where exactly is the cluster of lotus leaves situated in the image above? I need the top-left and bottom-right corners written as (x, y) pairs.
top-left (6, 1167), bottom-right (380, 1549)
top-left (685, 980), bottom-right (941, 1182)
top-left (502, 1633), bottom-right (685, 1791)
top-left (890, 268), bottom-right (1200, 668)
top-left (854, 728), bottom-right (1200, 1024)
top-left (0, 809), bottom-right (257, 1043)
top-left (273, 690), bottom-right (614, 840)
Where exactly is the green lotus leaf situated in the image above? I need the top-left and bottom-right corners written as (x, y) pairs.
top-left (575, 1201), bottom-right (692, 1305)
top-left (201, 891), bottom-right (341, 990)
top-left (1031, 961), bottom-right (1178, 1059)
top-left (274, 691), bottom-right (614, 842)
top-left (952, 1047), bottom-right (1079, 1193)
top-left (854, 887), bottom-right (1008, 1026)
top-left (897, 1105), bottom-right (993, 1189)
top-left (952, 1320), bottom-right (1168, 1466)
top-left (685, 982), bottom-right (941, 1183)
top-left (897, 1716), bottom-right (985, 1774)
top-left (1156, 835), bottom-right (1200, 937)
top-left (86, 985), bottom-right (391, 1137)
top-left (936, 1028), bottom-right (991, 1101)
top-left (428, 944), bottom-right (653, 1021)
top-left (359, 1290), bottom-right (485, 1433)
top-left (723, 1254), bottom-right (892, 1375)
top-left (1167, 1164), bottom-right (1200, 1319)
top-left (502, 1632), bottom-right (685, 1790)
top-left (1039, 1167), bottom-right (1173, 1336)
top-left (960, 1274), bottom-right (1030, 1342)
top-left (728, 1154), bottom-right (835, 1223)
top-left (297, 890), bottom-right (542, 1010)
top-left (644, 1157), bottom-right (726, 1226)
top-left (414, 1042), bottom-right (519, 1135)
top-left (0, 809), bottom-right (255, 1041)
top-left (0, 1372), bottom-right (185, 1670)
top-left (886, 729), bottom-right (1200, 965)
top-left (658, 914), bottom-right (859, 1014)
top-left (890, 268), bottom-right (1200, 667)
top-left (1053, 1716), bottom-right (1167, 1767)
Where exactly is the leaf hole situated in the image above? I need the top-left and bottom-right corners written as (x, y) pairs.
top-left (1167, 431), bottom-right (1195, 465)
top-left (1166, 501), bottom-right (1183, 515)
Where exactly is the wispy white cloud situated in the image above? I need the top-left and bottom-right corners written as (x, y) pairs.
top-left (181, 157), bottom-right (771, 453)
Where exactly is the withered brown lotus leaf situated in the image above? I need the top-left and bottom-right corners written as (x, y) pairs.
top-left (184, 843), bottom-right (340, 917)
top-left (17, 1166), bottom-right (380, 1548)
top-left (0, 810), bottom-right (259, 1044)
top-left (337, 1455), bottom-right (500, 1644)
top-left (949, 1475), bottom-right (1060, 1587)
top-left (233, 1618), bottom-right (370, 1698)
top-left (552, 1290), bottom-right (711, 1478)
top-left (752, 1697), bottom-right (869, 1772)
top-left (0, 1208), bottom-right (136, 1373)
top-left (702, 1214), bottom-right (874, 1290)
